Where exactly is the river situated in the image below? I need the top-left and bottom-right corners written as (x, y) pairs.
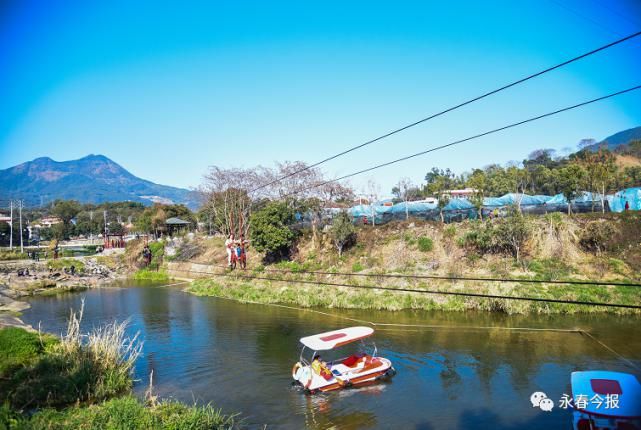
top-left (21, 282), bottom-right (641, 429)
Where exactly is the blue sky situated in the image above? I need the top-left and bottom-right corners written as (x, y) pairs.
top-left (1, 0), bottom-right (640, 196)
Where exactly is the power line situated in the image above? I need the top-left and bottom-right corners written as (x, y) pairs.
top-left (199, 271), bottom-right (641, 310)
top-left (184, 264), bottom-right (641, 288)
top-left (279, 84), bottom-right (641, 198)
top-left (249, 30), bottom-right (641, 193)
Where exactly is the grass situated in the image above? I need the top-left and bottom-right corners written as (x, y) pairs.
top-left (188, 273), bottom-right (641, 315)
top-left (417, 237), bottom-right (433, 252)
top-left (351, 262), bottom-right (364, 272)
top-left (0, 304), bottom-right (141, 411)
top-left (526, 258), bottom-right (574, 281)
top-left (133, 269), bottom-right (170, 282)
top-left (0, 305), bottom-right (236, 429)
top-left (0, 251), bottom-right (29, 261)
top-left (47, 258), bottom-right (85, 273)
top-left (2, 395), bottom-right (236, 430)
top-left (94, 255), bottom-right (120, 270)
top-left (0, 328), bottom-right (57, 374)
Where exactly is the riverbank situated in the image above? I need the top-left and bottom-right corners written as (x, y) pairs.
top-left (187, 271), bottom-right (641, 315)
top-left (179, 213), bottom-right (641, 315)
top-left (0, 256), bottom-right (127, 330)
top-left (0, 312), bottom-right (237, 429)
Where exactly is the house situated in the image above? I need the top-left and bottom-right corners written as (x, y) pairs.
top-left (40, 216), bottom-right (62, 227)
top-left (441, 188), bottom-right (479, 200)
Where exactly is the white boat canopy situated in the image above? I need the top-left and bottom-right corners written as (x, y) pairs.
top-left (300, 326), bottom-right (374, 351)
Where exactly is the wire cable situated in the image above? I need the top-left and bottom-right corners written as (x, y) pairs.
top-left (249, 30), bottom-right (641, 193)
top-left (188, 264), bottom-right (641, 288)
top-left (184, 269), bottom-right (641, 310)
top-left (279, 84), bottom-right (641, 197)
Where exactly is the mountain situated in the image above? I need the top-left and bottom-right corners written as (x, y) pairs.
top-left (0, 155), bottom-right (199, 209)
top-left (586, 126), bottom-right (641, 152)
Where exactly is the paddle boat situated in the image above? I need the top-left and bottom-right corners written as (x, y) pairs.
top-left (571, 370), bottom-right (641, 430)
top-left (292, 326), bottom-right (395, 393)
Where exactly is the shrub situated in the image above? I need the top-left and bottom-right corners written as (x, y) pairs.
top-left (443, 225), bottom-right (456, 241)
top-left (351, 262), bottom-right (364, 272)
top-left (580, 221), bottom-right (615, 253)
top-left (148, 242), bottom-right (165, 270)
top-left (329, 212), bottom-right (356, 257)
top-left (462, 212), bottom-right (530, 261)
top-left (0, 251), bottom-right (28, 261)
top-left (251, 201), bottom-right (297, 261)
top-left (417, 237), bottom-right (433, 252)
top-left (403, 233), bottom-right (416, 246)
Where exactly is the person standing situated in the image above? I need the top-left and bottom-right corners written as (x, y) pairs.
top-left (624, 200), bottom-right (630, 211)
top-left (225, 234), bottom-right (235, 267)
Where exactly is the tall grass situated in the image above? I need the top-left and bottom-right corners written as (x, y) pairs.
top-left (59, 301), bottom-right (143, 400)
top-left (0, 301), bottom-right (142, 410)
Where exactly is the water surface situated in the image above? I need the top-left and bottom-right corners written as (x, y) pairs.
top-left (22, 283), bottom-right (641, 429)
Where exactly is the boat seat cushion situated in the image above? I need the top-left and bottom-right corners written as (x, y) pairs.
top-left (342, 353), bottom-right (365, 367)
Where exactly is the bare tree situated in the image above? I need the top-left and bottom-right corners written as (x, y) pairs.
top-left (200, 162), bottom-right (354, 241)
top-left (200, 166), bottom-right (263, 238)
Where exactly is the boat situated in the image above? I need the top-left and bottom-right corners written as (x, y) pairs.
top-left (571, 370), bottom-right (641, 430)
top-left (291, 326), bottom-right (395, 393)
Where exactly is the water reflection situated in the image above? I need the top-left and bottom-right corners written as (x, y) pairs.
top-left (21, 284), bottom-right (641, 430)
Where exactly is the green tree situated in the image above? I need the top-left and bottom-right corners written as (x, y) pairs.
top-left (251, 201), bottom-right (297, 261)
top-left (50, 200), bottom-right (82, 239)
top-left (557, 164), bottom-right (587, 214)
top-left (329, 211), bottom-right (356, 257)
top-left (623, 166), bottom-right (641, 187)
top-left (51, 200), bottom-right (82, 225)
top-left (108, 222), bottom-right (125, 235)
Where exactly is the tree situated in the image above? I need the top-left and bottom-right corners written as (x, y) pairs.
top-left (623, 166), bottom-right (641, 187)
top-left (590, 149), bottom-right (617, 213)
top-left (329, 211), bottom-right (356, 257)
top-left (577, 138), bottom-right (597, 151)
top-left (495, 210), bottom-right (530, 262)
top-left (393, 177), bottom-right (418, 219)
top-left (575, 148), bottom-right (617, 212)
top-left (424, 168), bottom-right (459, 223)
top-left (557, 164), bottom-right (587, 214)
top-left (108, 221), bottom-right (125, 235)
top-left (50, 200), bottom-right (82, 239)
top-left (201, 166), bottom-right (258, 238)
top-left (466, 169), bottom-right (487, 220)
top-left (251, 201), bottom-right (297, 261)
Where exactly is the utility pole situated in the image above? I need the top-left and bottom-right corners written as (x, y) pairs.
top-left (103, 210), bottom-right (108, 236)
top-left (18, 200), bottom-right (24, 253)
top-left (89, 211), bottom-right (94, 242)
top-left (9, 200), bottom-right (13, 250)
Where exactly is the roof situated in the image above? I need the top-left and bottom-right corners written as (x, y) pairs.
top-left (571, 371), bottom-right (641, 418)
top-left (299, 326), bottom-right (374, 351)
top-left (165, 217), bottom-right (191, 225)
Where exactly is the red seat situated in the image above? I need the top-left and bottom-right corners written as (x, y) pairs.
top-left (342, 353), bottom-right (366, 367)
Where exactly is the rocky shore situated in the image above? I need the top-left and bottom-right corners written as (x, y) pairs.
top-left (0, 257), bottom-right (126, 329)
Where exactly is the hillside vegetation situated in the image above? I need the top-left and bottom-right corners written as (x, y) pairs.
top-left (184, 211), bottom-right (641, 315)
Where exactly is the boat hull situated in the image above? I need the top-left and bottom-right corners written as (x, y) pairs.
top-left (293, 356), bottom-right (395, 393)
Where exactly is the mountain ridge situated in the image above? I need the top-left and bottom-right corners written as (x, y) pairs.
top-left (0, 154), bottom-right (199, 209)
top-left (586, 125), bottom-right (641, 151)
